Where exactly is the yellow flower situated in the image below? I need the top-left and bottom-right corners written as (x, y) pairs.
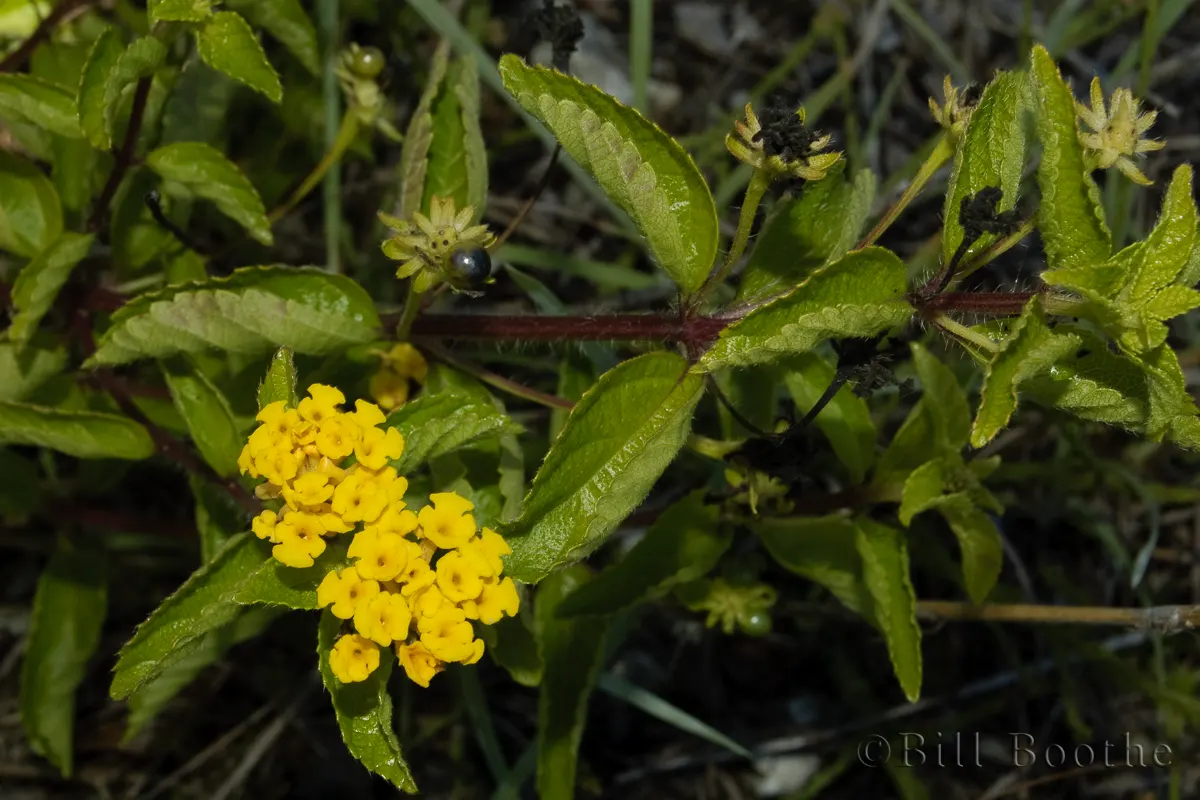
top-left (380, 196), bottom-right (496, 293)
top-left (726, 101), bottom-right (842, 182)
top-left (348, 528), bottom-right (409, 581)
top-left (316, 506), bottom-right (354, 534)
top-left (298, 384), bottom-right (345, 424)
top-left (409, 584), bottom-right (449, 619)
top-left (251, 509), bottom-right (278, 541)
top-left (462, 527), bottom-right (511, 578)
top-left (317, 566), bottom-right (380, 619)
top-left (376, 505), bottom-right (418, 537)
top-left (254, 445), bottom-right (300, 486)
top-left (417, 492), bottom-right (476, 549)
top-left (331, 469), bottom-right (390, 524)
top-left (369, 344), bottom-right (429, 411)
top-left (354, 426), bottom-right (404, 470)
top-left (369, 370), bottom-right (411, 411)
top-left (329, 634), bottom-right (380, 683)
top-left (315, 416), bottom-right (360, 462)
top-left (418, 605), bottom-right (478, 663)
top-left (349, 398), bottom-right (387, 430)
top-left (271, 514), bottom-right (328, 567)
top-left (353, 592), bottom-right (413, 646)
top-left (238, 444), bottom-right (258, 477)
top-left (462, 577), bottom-right (521, 625)
top-left (928, 75), bottom-right (975, 138)
top-left (435, 550), bottom-right (485, 603)
top-left (396, 640), bottom-right (443, 688)
top-left (397, 547), bottom-right (437, 597)
top-left (285, 471), bottom-right (334, 509)
top-left (1076, 76), bottom-right (1165, 186)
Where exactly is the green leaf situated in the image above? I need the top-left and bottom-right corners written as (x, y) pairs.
top-left (557, 491), bottom-right (728, 617)
top-left (971, 299), bottom-right (1080, 447)
top-left (0, 74), bottom-right (82, 139)
top-left (898, 458), bottom-right (951, 526)
top-left (19, 536), bottom-right (106, 778)
top-left (224, 0), bottom-right (320, 76)
top-left (385, 390), bottom-right (524, 476)
top-left (504, 352), bottom-right (704, 583)
top-left (108, 167), bottom-right (175, 270)
top-left (396, 41), bottom-right (450, 220)
top-left (0, 402), bottom-right (152, 459)
top-left (148, 0), bottom-right (211, 24)
top-left (50, 134), bottom-right (102, 214)
top-left (0, 447), bottom-right (42, 521)
top-left (78, 35), bottom-right (167, 151)
top-left (942, 71), bottom-right (1030, 266)
top-left (1030, 45), bottom-right (1110, 271)
top-left (160, 60), bottom-right (237, 147)
top-left (499, 54), bottom-right (719, 295)
top-left (854, 517), bottom-right (922, 702)
top-left (7, 233), bottom-right (93, 348)
top-left (738, 164), bottom-right (876, 304)
top-left (782, 352), bottom-right (877, 483)
top-left (317, 610), bottom-right (417, 793)
top-left (195, 10), bottom-right (283, 103)
top-left (0, 150), bottom-right (64, 258)
top-left (479, 611), bottom-right (542, 688)
top-left (0, 340), bottom-right (68, 402)
top-left (162, 357), bottom-right (243, 477)
top-left (423, 57), bottom-right (486, 221)
top-left (1120, 164), bottom-right (1197, 305)
top-left (1023, 330), bottom-right (1147, 428)
top-left (191, 475), bottom-right (241, 563)
top-left (754, 515), bottom-right (874, 618)
top-left (145, 141), bottom-right (273, 246)
top-left (124, 607), bottom-right (277, 743)
top-left (257, 346), bottom-right (299, 410)
top-left (87, 266), bottom-right (380, 366)
top-left (698, 248), bottom-right (912, 371)
top-left (933, 494), bottom-right (1004, 605)
top-left (536, 566), bottom-right (610, 800)
top-left (910, 343), bottom-right (970, 450)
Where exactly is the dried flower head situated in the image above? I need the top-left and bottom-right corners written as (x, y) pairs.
top-left (726, 99), bottom-right (842, 182)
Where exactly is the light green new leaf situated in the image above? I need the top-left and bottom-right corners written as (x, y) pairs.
top-left (225, 0), bottom-right (320, 75)
top-left (854, 517), bottom-right (922, 702)
top-left (8, 233), bottom-right (93, 348)
top-left (87, 266), bottom-right (379, 366)
top-left (0, 74), bottom-right (82, 139)
top-left (942, 70), bottom-right (1030, 266)
top-left (738, 165), bottom-right (876, 304)
top-left (0, 150), bottom-right (64, 258)
top-left (700, 248), bottom-right (911, 371)
top-left (195, 11), bottom-right (283, 103)
top-left (231, 536), bottom-right (349, 608)
top-left (423, 57), bottom-right (487, 222)
top-left (783, 352), bottom-right (877, 483)
top-left (934, 494), bottom-right (1004, 605)
top-left (0, 402), bottom-right (152, 459)
top-left (385, 391), bottom-right (524, 476)
top-left (874, 398), bottom-right (940, 487)
top-left (397, 41), bottom-right (450, 220)
top-left (536, 566), bottom-right (610, 800)
top-left (557, 491), bottom-right (728, 617)
top-left (257, 346), bottom-right (298, 410)
top-left (145, 141), bottom-right (273, 245)
top-left (148, 0), bottom-right (211, 24)
top-left (317, 611), bottom-right (417, 793)
top-left (78, 35), bottom-right (167, 151)
top-left (1120, 164), bottom-right (1197, 304)
top-left (504, 352), bottom-right (704, 583)
top-left (1030, 45), bottom-right (1110, 271)
top-left (910, 343), bottom-right (970, 450)
top-left (1023, 330), bottom-right (1147, 428)
top-left (755, 515), bottom-right (874, 618)
top-left (0, 340), bottom-right (68, 402)
top-left (20, 537), bottom-right (106, 778)
top-left (162, 357), bottom-right (243, 477)
top-left (898, 458), bottom-right (950, 526)
top-left (971, 299), bottom-right (1081, 447)
top-left (500, 54), bottom-right (718, 295)
top-left (1140, 344), bottom-right (1197, 442)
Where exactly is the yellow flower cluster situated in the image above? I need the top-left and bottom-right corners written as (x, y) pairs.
top-left (369, 343), bottom-right (428, 411)
top-left (238, 384), bottom-right (520, 687)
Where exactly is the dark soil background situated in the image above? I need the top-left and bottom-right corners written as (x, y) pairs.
top-left (4, 1), bottom-right (1200, 798)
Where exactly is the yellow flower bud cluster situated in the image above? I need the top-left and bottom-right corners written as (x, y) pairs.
top-left (368, 343), bottom-right (429, 411)
top-left (238, 384), bottom-right (520, 688)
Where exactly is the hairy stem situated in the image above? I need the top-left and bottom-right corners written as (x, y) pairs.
top-left (953, 216), bottom-right (1037, 285)
top-left (702, 168), bottom-right (773, 296)
top-left (934, 313), bottom-right (1002, 353)
top-left (408, 312), bottom-right (732, 348)
top-left (858, 134), bottom-right (953, 249)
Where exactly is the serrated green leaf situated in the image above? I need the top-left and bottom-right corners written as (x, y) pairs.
top-left (1030, 45), bottom-right (1111, 271)
top-left (78, 35), bottom-right (166, 151)
top-left (874, 398), bottom-right (940, 487)
top-left (536, 565), bottom-right (610, 800)
top-left (971, 298), bottom-right (1081, 447)
top-left (145, 141), bottom-right (273, 246)
top-left (191, 475), bottom-right (241, 563)
top-left (0, 402), bottom-right (152, 459)
top-left (49, 134), bottom-right (101, 214)
top-left (225, 0), bottom-right (320, 76)
top-left (898, 458), bottom-right (950, 526)
top-left (854, 517), bottom-right (921, 702)
top-left (108, 167), bottom-right (175, 270)
top-left (910, 342), bottom-right (970, 449)
top-left (755, 514), bottom-right (874, 618)
top-left (737, 165), bottom-right (876, 304)
top-left (87, 266), bottom-right (379, 366)
top-left (19, 536), bottom-right (106, 778)
top-left (932, 494), bottom-right (1003, 604)
top-left (384, 391), bottom-right (524, 476)
top-left (700, 248), bottom-right (911, 371)
top-left (1144, 285), bottom-right (1200, 320)
top-left (1023, 330), bottom-right (1147, 427)
top-left (783, 352), bottom-right (877, 483)
top-left (124, 607), bottom-right (277, 743)
top-left (942, 71), bottom-right (1030, 267)
top-left (1121, 164), bottom-right (1197, 304)
top-left (504, 352), bottom-right (704, 583)
top-left (500, 54), bottom-right (718, 295)
top-left (423, 57), bottom-right (485, 219)
top-left (479, 611), bottom-right (542, 688)
top-left (257, 346), bottom-right (298, 410)
top-left (162, 357), bottom-right (242, 477)
top-left (7, 233), bottom-right (93, 348)
top-left (557, 491), bottom-right (728, 617)
top-left (148, 0), bottom-right (211, 24)
top-left (0, 74), bottom-right (82, 139)
top-left (456, 57), bottom-right (488, 222)
top-left (161, 60), bottom-right (237, 146)
top-left (0, 150), bottom-right (64, 258)
top-left (1141, 344), bottom-right (1196, 442)
top-left (195, 11), bottom-right (282, 103)
top-left (396, 41), bottom-right (450, 220)
top-left (231, 536), bottom-right (348, 608)
top-left (317, 610), bottom-right (417, 793)
top-left (0, 340), bottom-right (68, 402)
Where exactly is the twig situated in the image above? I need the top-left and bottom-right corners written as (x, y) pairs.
top-left (916, 600), bottom-right (1200, 632)
top-left (0, 0), bottom-right (96, 73)
top-left (409, 312), bottom-right (733, 350)
top-left (88, 77), bottom-right (153, 232)
top-left (490, 144), bottom-right (562, 251)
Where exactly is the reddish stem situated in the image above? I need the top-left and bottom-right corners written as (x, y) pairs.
top-left (88, 77), bottom-right (153, 232)
top-left (921, 290), bottom-right (1038, 316)
top-left (410, 313), bottom-right (731, 349)
top-left (0, 0), bottom-right (96, 73)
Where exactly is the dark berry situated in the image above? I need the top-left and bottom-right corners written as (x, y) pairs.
top-left (449, 247), bottom-right (492, 286)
